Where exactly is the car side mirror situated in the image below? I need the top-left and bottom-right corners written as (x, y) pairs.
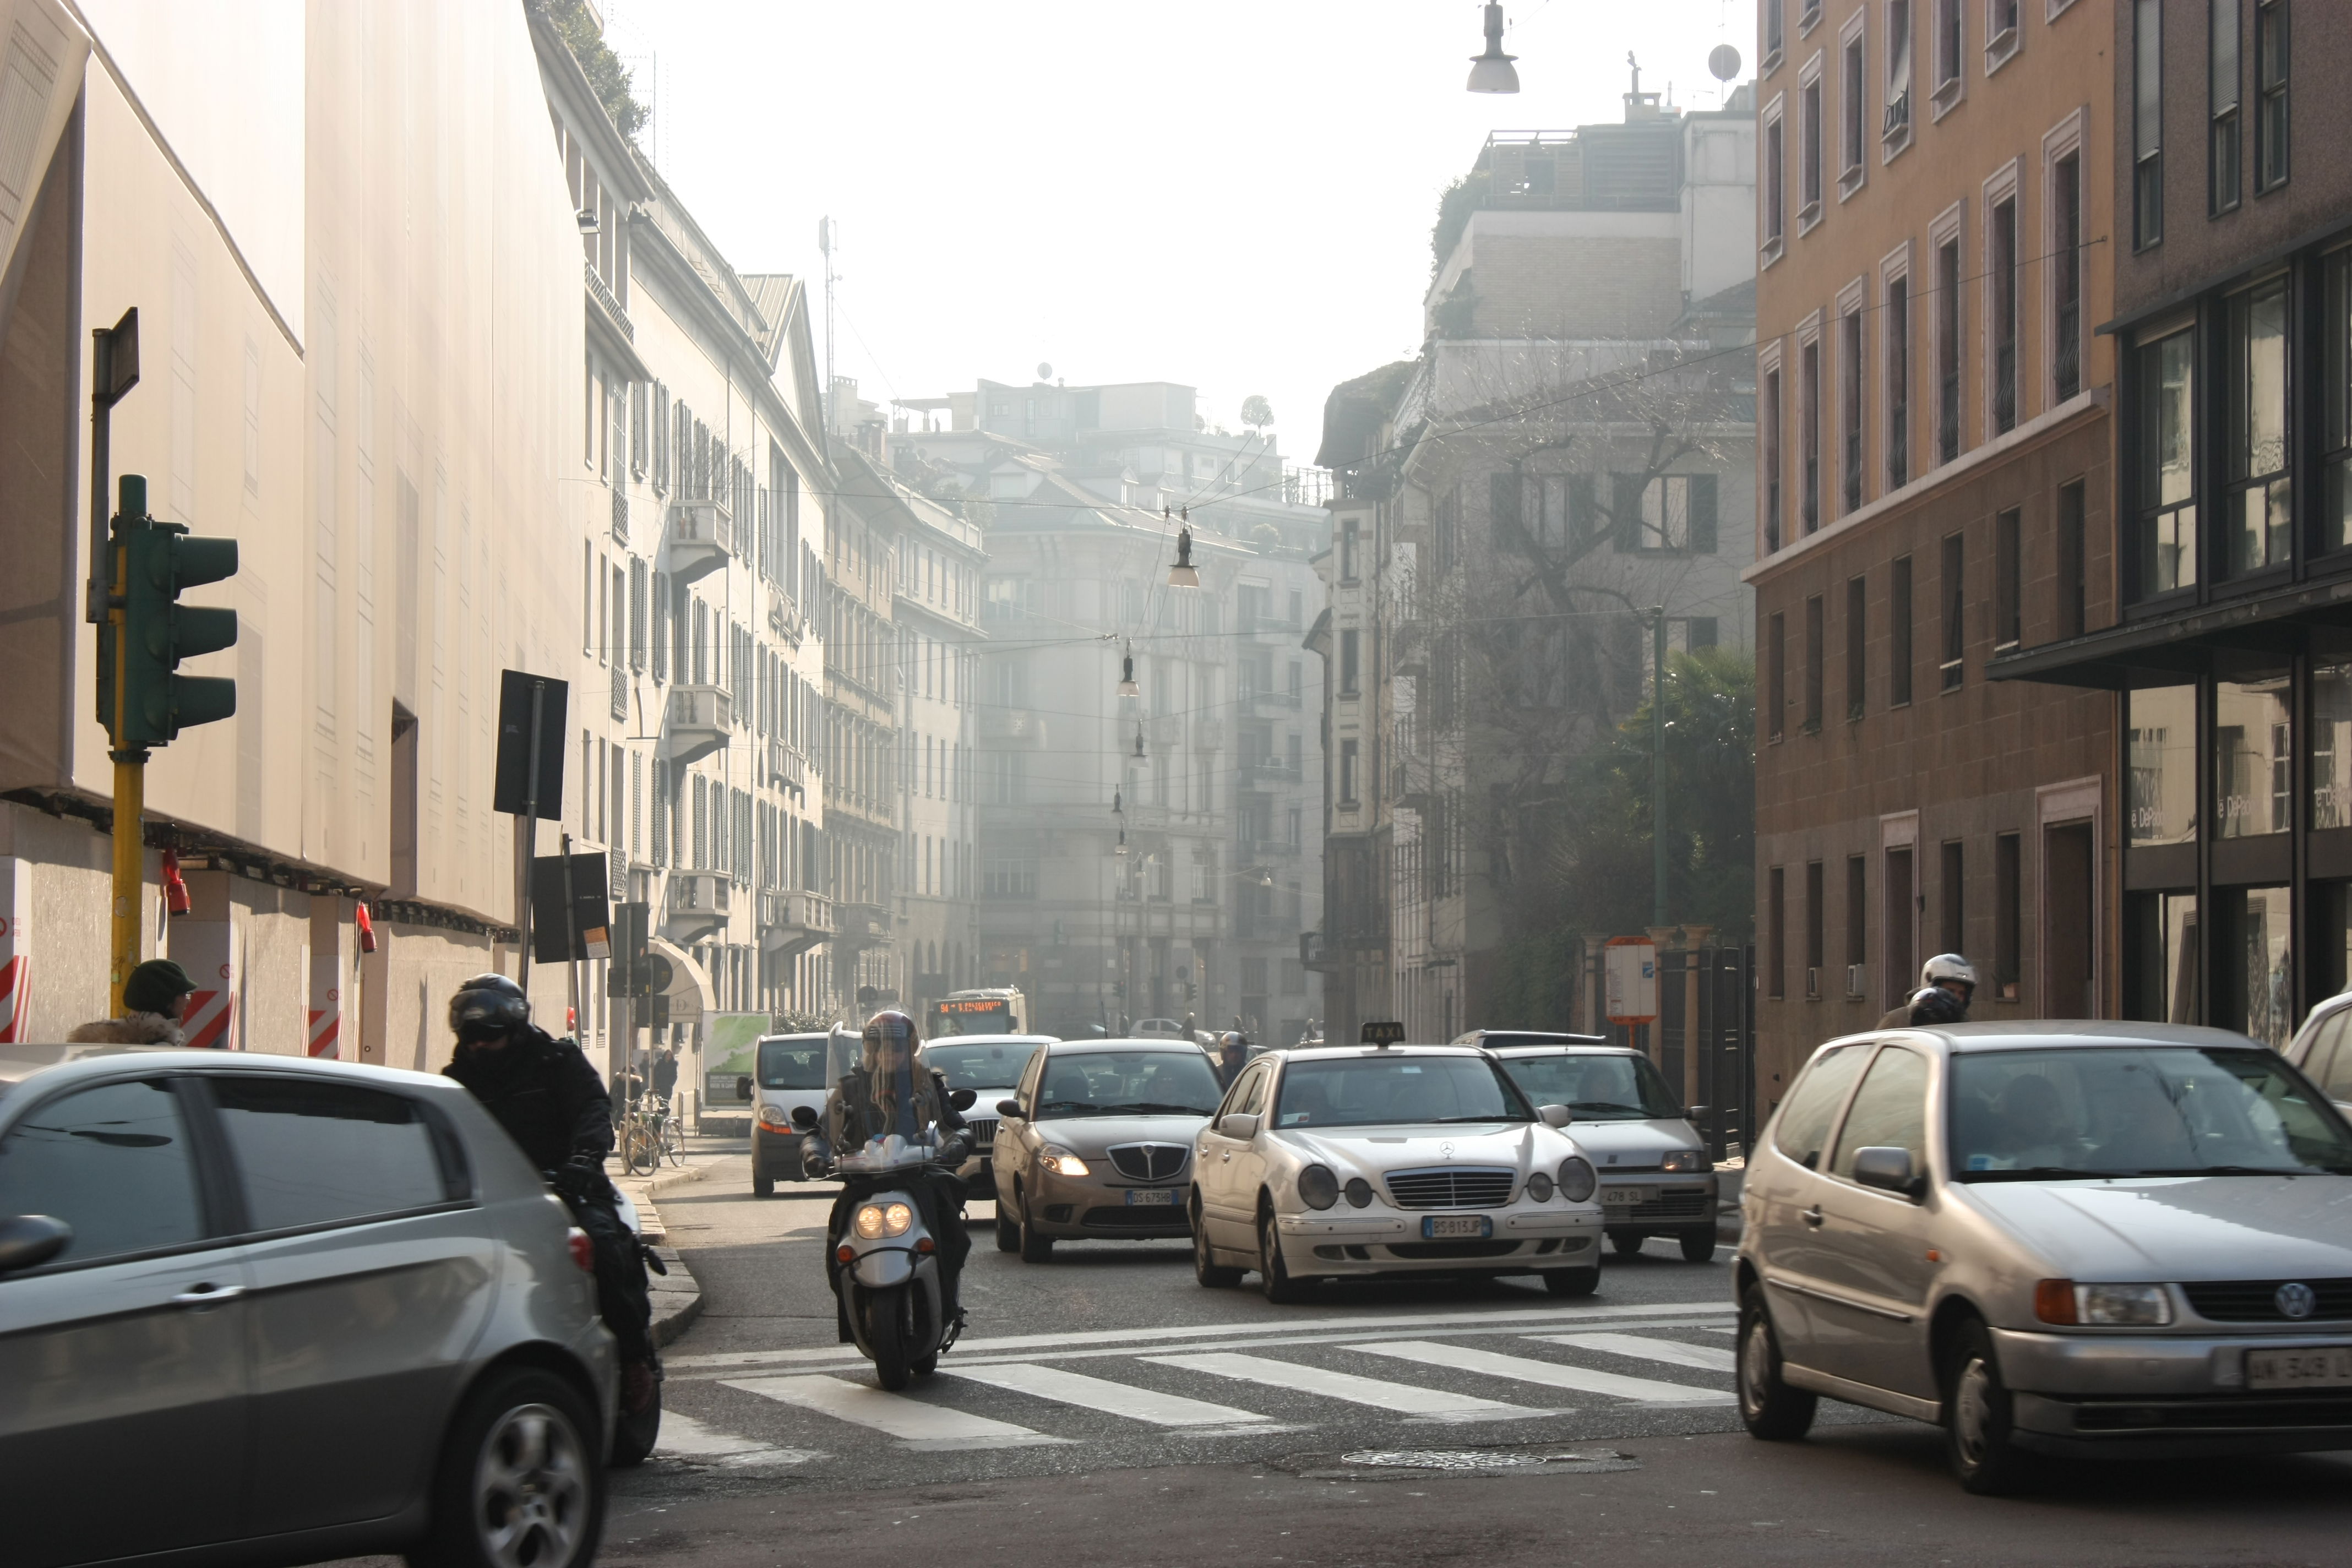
top-left (1220, 1111), bottom-right (1260, 1140)
top-left (736, 1075), bottom-right (754, 1104)
top-left (789, 1104), bottom-right (819, 1131)
top-left (1537, 1103), bottom-right (1572, 1129)
top-left (995, 1098), bottom-right (1023, 1120)
top-left (1850, 1146), bottom-right (1921, 1198)
top-left (0, 1214), bottom-right (72, 1275)
top-left (949, 1088), bottom-right (977, 1112)
top-left (1685, 1106), bottom-right (1712, 1123)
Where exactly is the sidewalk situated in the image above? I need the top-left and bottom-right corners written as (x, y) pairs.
top-left (611, 1138), bottom-right (742, 1348)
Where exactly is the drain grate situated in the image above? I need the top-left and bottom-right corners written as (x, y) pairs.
top-left (1281, 1445), bottom-right (1640, 1480)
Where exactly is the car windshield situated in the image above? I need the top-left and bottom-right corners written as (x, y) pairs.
top-left (1035, 1050), bottom-right (1223, 1117)
top-left (1950, 1047), bottom-right (2352, 1180)
top-left (1273, 1056), bottom-right (1533, 1129)
top-left (1499, 1052), bottom-right (1683, 1121)
top-left (923, 1040), bottom-right (1044, 1091)
top-left (756, 1040), bottom-right (828, 1091)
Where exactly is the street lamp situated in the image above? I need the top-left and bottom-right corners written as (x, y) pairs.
top-left (1165, 507), bottom-right (1200, 588)
top-left (1133, 724), bottom-right (1147, 760)
top-left (1117, 640), bottom-right (1139, 696)
top-left (1467, 3), bottom-right (1519, 94)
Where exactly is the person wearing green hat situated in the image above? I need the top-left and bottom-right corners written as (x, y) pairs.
top-left (67, 958), bottom-right (200, 1046)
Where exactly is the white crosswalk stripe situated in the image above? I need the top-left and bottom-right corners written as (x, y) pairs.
top-left (653, 1410), bottom-right (823, 1467)
top-left (1146, 1351), bottom-right (1554, 1421)
top-left (1351, 1338), bottom-right (1734, 1404)
top-left (723, 1374), bottom-right (1072, 1450)
top-left (945, 1361), bottom-right (1285, 1430)
top-left (1533, 1331), bottom-right (1739, 1374)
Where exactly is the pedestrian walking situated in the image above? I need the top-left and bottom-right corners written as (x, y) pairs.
top-left (66, 958), bottom-right (199, 1045)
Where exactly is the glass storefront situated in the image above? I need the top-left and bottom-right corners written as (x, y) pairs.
top-left (2214, 674), bottom-right (2291, 837)
top-left (2136, 330), bottom-right (2198, 594)
top-left (2314, 662), bottom-right (2352, 828)
top-left (2220, 886), bottom-right (2293, 1048)
top-left (2126, 685), bottom-right (2197, 846)
top-left (2125, 892), bottom-right (2200, 1025)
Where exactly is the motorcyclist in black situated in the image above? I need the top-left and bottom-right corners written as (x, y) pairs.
top-left (442, 972), bottom-right (658, 1413)
top-left (809, 1010), bottom-right (972, 1340)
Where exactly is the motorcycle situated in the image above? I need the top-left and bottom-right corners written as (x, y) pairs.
top-left (549, 1165), bottom-right (666, 1466)
top-left (793, 1094), bottom-right (974, 1392)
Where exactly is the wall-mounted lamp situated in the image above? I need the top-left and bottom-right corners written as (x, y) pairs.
top-left (576, 208), bottom-right (601, 235)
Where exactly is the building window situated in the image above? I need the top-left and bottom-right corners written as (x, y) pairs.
top-left (1840, 27), bottom-right (1867, 192)
top-left (1804, 594), bottom-right (1825, 732)
top-left (2135, 0), bottom-right (2164, 249)
top-left (2323, 252), bottom-right (2352, 554)
top-left (2254, 0), bottom-right (2289, 193)
top-left (1845, 854), bottom-right (1868, 993)
top-left (1940, 532), bottom-right (1964, 691)
top-left (2058, 478), bottom-right (2087, 638)
top-left (2052, 151), bottom-right (2082, 401)
top-left (2312, 661), bottom-right (2352, 829)
top-left (1990, 194), bottom-right (2019, 435)
top-left (1886, 271), bottom-right (1910, 489)
top-left (1800, 335), bottom-right (1822, 532)
top-left (1845, 574), bottom-right (1866, 720)
top-left (2127, 684), bottom-right (2197, 847)
top-left (1338, 629), bottom-right (1361, 694)
top-left (1768, 611), bottom-right (1788, 741)
top-left (1763, 363), bottom-right (1785, 551)
top-left (1995, 508), bottom-right (2022, 650)
top-left (2215, 674), bottom-right (2292, 838)
top-left (1764, 107), bottom-right (1786, 256)
top-left (1841, 304), bottom-right (1864, 513)
top-left (1993, 832), bottom-right (2021, 1001)
top-left (1339, 518), bottom-right (1359, 581)
top-left (2211, 0), bottom-right (2242, 214)
top-left (1806, 861), bottom-right (1826, 997)
top-left (1338, 738), bottom-right (1358, 804)
top-left (1800, 72), bottom-right (1823, 224)
top-left (1765, 0), bottom-right (1786, 67)
top-left (1769, 865), bottom-right (1787, 999)
top-left (2136, 327), bottom-right (2198, 596)
top-left (1935, 234), bottom-right (1962, 465)
top-left (1884, 0), bottom-right (1913, 148)
top-left (1891, 553), bottom-right (1914, 705)
top-left (2224, 276), bottom-right (2289, 578)
top-left (1940, 839), bottom-right (1965, 955)
top-left (1934, 0), bottom-right (1964, 95)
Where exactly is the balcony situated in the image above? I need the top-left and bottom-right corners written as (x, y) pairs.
top-left (758, 888), bottom-right (833, 956)
top-left (767, 737), bottom-right (808, 799)
top-left (1243, 687), bottom-right (1304, 714)
top-left (979, 707), bottom-right (1045, 745)
top-left (585, 259), bottom-right (632, 341)
top-left (611, 487), bottom-right (629, 546)
top-left (663, 869), bottom-right (732, 943)
top-left (767, 589), bottom-right (805, 647)
top-left (834, 901), bottom-right (892, 947)
top-left (667, 499), bottom-right (731, 586)
top-left (1238, 758), bottom-right (1304, 790)
top-left (663, 684), bottom-right (732, 769)
top-left (1300, 930), bottom-right (1335, 972)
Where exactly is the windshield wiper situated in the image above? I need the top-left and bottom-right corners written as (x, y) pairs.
top-left (1427, 1114), bottom-right (1516, 1123)
top-left (1103, 1102), bottom-right (1216, 1115)
top-left (1036, 1103), bottom-right (1098, 1118)
top-left (1569, 1102), bottom-right (1648, 1115)
top-left (1953, 1166), bottom-right (2105, 1182)
top-left (2132, 1165), bottom-right (2315, 1178)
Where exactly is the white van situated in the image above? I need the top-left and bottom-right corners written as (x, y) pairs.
top-left (750, 1030), bottom-right (856, 1196)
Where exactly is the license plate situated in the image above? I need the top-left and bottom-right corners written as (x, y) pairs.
top-left (1124, 1188), bottom-right (1179, 1207)
top-left (1422, 1215), bottom-right (1493, 1239)
top-left (1602, 1186), bottom-right (1659, 1206)
top-left (2247, 1345), bottom-right (2352, 1390)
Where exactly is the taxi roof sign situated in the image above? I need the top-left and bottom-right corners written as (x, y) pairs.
top-left (1360, 1020), bottom-right (1407, 1047)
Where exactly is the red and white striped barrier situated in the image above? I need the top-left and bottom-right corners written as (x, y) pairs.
top-left (173, 919), bottom-right (237, 1050)
top-left (307, 951), bottom-right (340, 1058)
top-left (0, 856), bottom-right (26, 1044)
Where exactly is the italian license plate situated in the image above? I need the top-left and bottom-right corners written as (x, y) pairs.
top-left (1423, 1215), bottom-right (1493, 1239)
top-left (1124, 1188), bottom-right (1178, 1207)
top-left (2247, 1345), bottom-right (2352, 1390)
top-left (1602, 1186), bottom-right (1659, 1207)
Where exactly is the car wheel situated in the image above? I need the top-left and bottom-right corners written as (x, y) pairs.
top-left (407, 1366), bottom-right (603, 1568)
top-left (1945, 1318), bottom-right (2032, 1495)
top-left (1543, 1267), bottom-right (1600, 1297)
top-left (1736, 1285), bottom-right (1817, 1441)
top-left (1679, 1226), bottom-right (1717, 1264)
top-left (1257, 1210), bottom-right (1311, 1304)
top-left (1610, 1232), bottom-right (1645, 1256)
top-left (995, 1206), bottom-right (1021, 1253)
top-left (1018, 1195), bottom-right (1055, 1264)
top-left (1194, 1197), bottom-right (1243, 1288)
top-left (751, 1159), bottom-right (775, 1199)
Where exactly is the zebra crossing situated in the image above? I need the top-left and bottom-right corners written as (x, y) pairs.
top-left (671, 1303), bottom-right (1742, 1461)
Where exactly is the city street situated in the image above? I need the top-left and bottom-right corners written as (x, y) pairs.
top-left (582, 1153), bottom-right (2352, 1565)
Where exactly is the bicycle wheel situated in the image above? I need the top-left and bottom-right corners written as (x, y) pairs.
top-left (661, 1115), bottom-right (685, 1167)
top-left (623, 1118), bottom-right (656, 1175)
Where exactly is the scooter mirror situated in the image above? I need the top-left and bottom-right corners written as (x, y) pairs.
top-left (949, 1087), bottom-right (977, 1112)
top-left (790, 1104), bottom-right (819, 1131)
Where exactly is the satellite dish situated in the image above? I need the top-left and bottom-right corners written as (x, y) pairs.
top-left (1708, 43), bottom-right (1741, 83)
top-left (1037, 362), bottom-right (1053, 382)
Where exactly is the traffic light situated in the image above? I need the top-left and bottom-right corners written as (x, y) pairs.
top-left (607, 901), bottom-right (650, 999)
top-left (97, 475), bottom-right (236, 750)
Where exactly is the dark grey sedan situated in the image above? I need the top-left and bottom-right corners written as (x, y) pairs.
top-left (0, 1043), bottom-right (614, 1568)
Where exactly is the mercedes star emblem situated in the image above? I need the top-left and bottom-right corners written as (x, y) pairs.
top-left (2277, 1282), bottom-right (2318, 1320)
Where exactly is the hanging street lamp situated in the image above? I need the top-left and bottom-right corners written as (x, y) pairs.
top-left (1467, 2), bottom-right (1520, 94)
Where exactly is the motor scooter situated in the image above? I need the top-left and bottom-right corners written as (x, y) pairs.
top-left (794, 1098), bottom-right (973, 1391)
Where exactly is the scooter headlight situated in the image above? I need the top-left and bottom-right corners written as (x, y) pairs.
top-left (881, 1202), bottom-right (913, 1236)
top-left (854, 1202), bottom-right (914, 1239)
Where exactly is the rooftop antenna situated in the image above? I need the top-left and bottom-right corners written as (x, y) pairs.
top-left (818, 217), bottom-right (839, 439)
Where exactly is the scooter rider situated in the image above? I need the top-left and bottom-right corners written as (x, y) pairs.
top-left (1878, 952), bottom-right (1977, 1029)
top-left (807, 1010), bottom-right (973, 1336)
top-left (441, 972), bottom-right (658, 1414)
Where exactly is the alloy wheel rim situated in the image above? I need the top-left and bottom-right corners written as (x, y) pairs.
top-left (1953, 1358), bottom-right (1993, 1466)
top-left (474, 1402), bottom-right (588, 1568)
top-left (1739, 1317), bottom-right (1772, 1414)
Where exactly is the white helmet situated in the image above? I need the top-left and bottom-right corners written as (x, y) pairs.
top-left (1921, 953), bottom-right (1979, 990)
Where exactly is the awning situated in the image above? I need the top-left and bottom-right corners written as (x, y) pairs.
top-left (1988, 577), bottom-right (2352, 690)
top-left (645, 935), bottom-right (715, 1028)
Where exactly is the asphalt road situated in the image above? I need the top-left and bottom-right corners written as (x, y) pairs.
top-left (586, 1152), bottom-right (2352, 1565)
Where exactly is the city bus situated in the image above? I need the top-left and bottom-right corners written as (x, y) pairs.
top-left (927, 987), bottom-right (1028, 1038)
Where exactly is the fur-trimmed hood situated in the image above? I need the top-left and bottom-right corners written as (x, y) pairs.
top-left (65, 1012), bottom-right (186, 1046)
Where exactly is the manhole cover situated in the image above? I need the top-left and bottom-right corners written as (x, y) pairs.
top-left (1281, 1445), bottom-right (1639, 1480)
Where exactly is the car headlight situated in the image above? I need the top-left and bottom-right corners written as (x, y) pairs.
top-left (1038, 1145), bottom-right (1090, 1177)
top-left (757, 1102), bottom-right (794, 1129)
top-left (1660, 1149), bottom-right (1705, 1173)
top-left (2034, 1280), bottom-right (2173, 1326)
top-left (1344, 1177), bottom-right (1375, 1208)
top-left (1526, 1170), bottom-right (1555, 1202)
top-left (1298, 1164), bottom-right (1340, 1210)
top-left (1557, 1155), bottom-right (1597, 1204)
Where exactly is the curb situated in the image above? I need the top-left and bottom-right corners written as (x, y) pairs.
top-left (648, 1243), bottom-right (701, 1347)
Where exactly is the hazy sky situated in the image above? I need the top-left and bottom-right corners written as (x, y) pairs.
top-left (603, 1), bottom-right (1756, 464)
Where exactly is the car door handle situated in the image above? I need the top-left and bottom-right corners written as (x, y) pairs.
top-left (1220, 1150), bottom-right (1231, 1162)
top-left (1800, 1205), bottom-right (1824, 1228)
top-left (171, 1283), bottom-right (244, 1309)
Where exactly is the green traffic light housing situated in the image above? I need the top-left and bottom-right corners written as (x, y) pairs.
top-left (98, 473), bottom-right (238, 749)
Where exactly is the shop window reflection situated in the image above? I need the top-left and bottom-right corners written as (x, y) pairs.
top-left (2214, 676), bottom-right (2290, 837)
top-left (2219, 886), bottom-right (2293, 1048)
top-left (2316, 663), bottom-right (2352, 829)
top-left (2126, 685), bottom-right (2197, 846)
top-left (2126, 891), bottom-right (2199, 1023)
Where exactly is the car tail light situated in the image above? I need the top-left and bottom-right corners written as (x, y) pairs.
top-left (2034, 1279), bottom-right (2078, 1324)
top-left (566, 1228), bottom-right (596, 1274)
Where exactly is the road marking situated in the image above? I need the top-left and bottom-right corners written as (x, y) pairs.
top-left (1351, 1339), bottom-right (1734, 1404)
top-left (945, 1361), bottom-right (1274, 1427)
top-left (667, 1298), bottom-right (1736, 1372)
top-left (723, 1375), bottom-right (1072, 1450)
top-left (653, 1411), bottom-right (821, 1467)
top-left (1147, 1351), bottom-right (1553, 1421)
top-left (1533, 1331), bottom-right (1738, 1374)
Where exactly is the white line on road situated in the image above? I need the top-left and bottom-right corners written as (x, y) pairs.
top-left (945, 1361), bottom-right (1274, 1427)
top-left (1147, 1351), bottom-right (1554, 1421)
top-left (723, 1375), bottom-right (1073, 1450)
top-left (1533, 1331), bottom-right (1738, 1374)
top-left (1351, 1339), bottom-right (1734, 1404)
top-left (652, 1410), bottom-right (822, 1467)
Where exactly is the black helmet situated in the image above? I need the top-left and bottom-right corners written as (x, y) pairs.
top-left (1907, 984), bottom-right (1968, 1026)
top-left (449, 972), bottom-right (530, 1038)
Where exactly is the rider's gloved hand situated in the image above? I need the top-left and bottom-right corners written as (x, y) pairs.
top-left (550, 1153), bottom-right (605, 1205)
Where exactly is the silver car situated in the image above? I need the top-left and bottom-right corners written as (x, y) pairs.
top-left (2283, 995), bottom-right (2352, 1114)
top-left (0, 1043), bottom-right (615, 1568)
top-left (1736, 1022), bottom-right (2352, 1494)
top-left (990, 1038), bottom-right (1224, 1260)
top-left (1479, 1037), bottom-right (1720, 1262)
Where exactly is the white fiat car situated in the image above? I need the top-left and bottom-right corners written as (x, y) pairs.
top-left (1190, 1041), bottom-right (1604, 1302)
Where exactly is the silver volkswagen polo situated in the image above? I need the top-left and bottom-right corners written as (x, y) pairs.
top-left (1736, 1022), bottom-right (2352, 1494)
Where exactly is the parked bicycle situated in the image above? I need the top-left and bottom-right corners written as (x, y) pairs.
top-left (620, 1093), bottom-right (685, 1174)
